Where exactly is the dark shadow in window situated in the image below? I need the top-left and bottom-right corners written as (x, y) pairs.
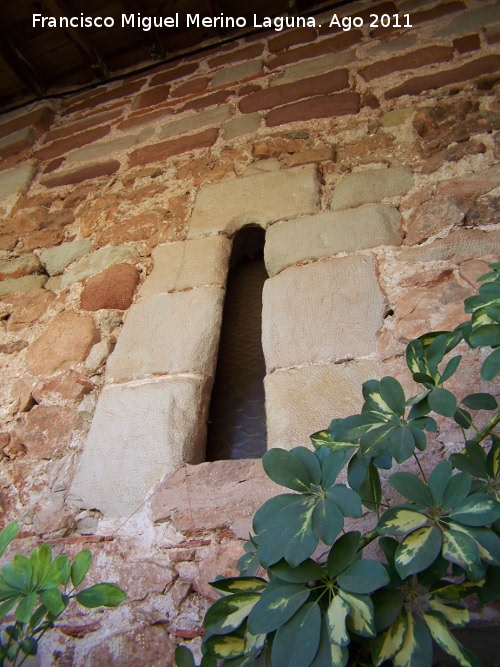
top-left (206, 226), bottom-right (268, 460)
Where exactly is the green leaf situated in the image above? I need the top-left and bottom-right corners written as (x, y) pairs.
top-left (312, 618), bottom-right (348, 667)
top-left (428, 461), bottom-right (452, 507)
top-left (325, 485), bottom-right (362, 518)
top-left (247, 582), bottom-right (310, 635)
top-left (326, 594), bottom-right (350, 646)
top-left (337, 560), bottom-right (390, 595)
top-left (360, 461), bottom-right (382, 511)
top-left (327, 532), bottom-right (361, 578)
top-left (71, 550), bottom-right (92, 588)
top-left (430, 579), bottom-right (482, 601)
top-left (428, 388), bottom-right (457, 417)
top-left (470, 323), bottom-right (500, 347)
top-left (30, 544), bottom-right (52, 587)
top-left (372, 589), bottom-right (406, 632)
top-left (481, 347), bottom-right (500, 381)
top-left (320, 450), bottom-right (349, 489)
top-left (461, 393), bottom-right (498, 410)
top-left (389, 425), bottom-right (417, 464)
top-left (486, 436), bottom-right (500, 478)
top-left (423, 611), bottom-right (481, 667)
top-left (347, 453), bottom-right (368, 491)
top-left (0, 522), bottom-right (19, 559)
top-left (449, 493), bottom-right (500, 526)
top-left (210, 577), bottom-right (267, 595)
top-left (393, 613), bottom-right (433, 667)
top-left (270, 560), bottom-right (324, 584)
top-left (426, 334), bottom-right (448, 376)
top-left (360, 423), bottom-right (396, 459)
top-left (339, 591), bottom-right (375, 638)
top-left (378, 507), bottom-right (428, 537)
top-left (439, 355), bottom-right (461, 383)
top-left (2, 563), bottom-right (27, 592)
top-left (76, 583), bottom-right (126, 608)
top-left (204, 634), bottom-right (245, 660)
top-left (204, 593), bottom-right (260, 634)
top-left (442, 530), bottom-right (481, 573)
top-left (262, 449), bottom-right (311, 492)
top-left (41, 554), bottom-right (70, 589)
top-left (454, 407), bottom-right (473, 429)
top-left (175, 646), bottom-right (196, 667)
top-left (312, 498), bottom-right (343, 545)
top-left (389, 473), bottom-right (433, 507)
top-left (427, 600), bottom-right (469, 628)
top-left (271, 601), bottom-right (321, 667)
top-left (0, 596), bottom-right (19, 619)
top-left (363, 377), bottom-right (405, 417)
top-left (442, 473), bottom-right (472, 511)
top-left (39, 588), bottom-right (65, 617)
top-left (371, 611), bottom-right (407, 666)
top-left (395, 526), bottom-right (442, 579)
top-left (15, 591), bottom-right (37, 624)
top-left (449, 523), bottom-right (500, 565)
top-left (290, 447), bottom-right (322, 486)
top-left (253, 494), bottom-right (303, 535)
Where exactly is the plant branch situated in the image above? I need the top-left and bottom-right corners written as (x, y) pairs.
top-left (468, 410), bottom-right (500, 446)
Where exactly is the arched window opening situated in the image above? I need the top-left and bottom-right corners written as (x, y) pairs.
top-left (206, 226), bottom-right (267, 461)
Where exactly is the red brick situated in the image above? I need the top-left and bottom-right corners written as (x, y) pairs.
top-left (42, 108), bottom-right (123, 144)
top-left (40, 160), bottom-right (120, 188)
top-left (239, 83), bottom-right (262, 95)
top-left (34, 125), bottom-right (111, 161)
top-left (128, 128), bottom-right (219, 167)
top-left (117, 107), bottom-right (175, 131)
top-left (361, 92), bottom-right (380, 109)
top-left (265, 91), bottom-right (360, 126)
top-left (63, 80), bottom-right (146, 115)
top-left (43, 157), bottom-right (65, 174)
top-left (132, 85), bottom-right (171, 110)
top-left (268, 28), bottom-right (318, 53)
top-left (361, 46), bottom-right (454, 81)
top-left (284, 146), bottom-right (334, 166)
top-left (267, 31), bottom-right (363, 69)
top-left (170, 76), bottom-right (210, 98)
top-left (453, 34), bottom-right (481, 54)
top-left (356, 1), bottom-right (397, 21)
top-left (239, 69), bottom-right (349, 113)
top-left (0, 128), bottom-right (35, 161)
top-left (0, 106), bottom-right (54, 141)
top-left (150, 62), bottom-right (199, 86)
top-left (486, 26), bottom-right (500, 45)
top-left (385, 55), bottom-right (500, 99)
top-left (207, 43), bottom-right (265, 68)
top-left (180, 89), bottom-right (232, 112)
top-left (411, 1), bottom-right (466, 24)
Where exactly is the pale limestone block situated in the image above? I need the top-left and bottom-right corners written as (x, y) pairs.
top-left (0, 164), bottom-right (36, 200)
top-left (189, 165), bottom-right (319, 238)
top-left (69, 376), bottom-right (210, 516)
top-left (105, 286), bottom-right (224, 382)
top-left (67, 127), bottom-right (154, 161)
top-left (262, 255), bottom-right (386, 372)
top-left (159, 106), bottom-right (232, 139)
top-left (0, 275), bottom-right (47, 296)
top-left (61, 245), bottom-right (139, 287)
top-left (330, 166), bottom-right (414, 210)
top-left (379, 108), bottom-right (414, 127)
top-left (265, 204), bottom-right (402, 276)
top-left (273, 51), bottom-right (355, 85)
top-left (139, 236), bottom-right (231, 297)
top-left (211, 60), bottom-right (263, 87)
top-left (224, 113), bottom-right (261, 140)
top-left (40, 239), bottom-right (92, 276)
top-left (265, 360), bottom-right (380, 449)
top-left (435, 5), bottom-right (500, 36)
top-left (0, 127), bottom-right (35, 151)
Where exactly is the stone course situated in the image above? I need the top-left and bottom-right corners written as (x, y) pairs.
top-left (330, 166), bottom-right (414, 210)
top-left (60, 246), bottom-right (139, 287)
top-left (0, 164), bottom-right (36, 199)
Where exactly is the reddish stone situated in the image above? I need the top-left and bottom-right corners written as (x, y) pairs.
top-left (385, 55), bottom-right (500, 99)
top-left (32, 370), bottom-right (93, 405)
top-left (40, 159), bottom-right (120, 188)
top-left (239, 83), bottom-right (262, 95)
top-left (170, 76), bottom-right (210, 98)
top-left (361, 92), bottom-right (380, 109)
top-left (265, 92), bottom-right (360, 126)
top-left (11, 192), bottom-right (53, 214)
top-left (26, 311), bottom-right (98, 375)
top-left (411, 1), bottom-right (466, 24)
top-left (239, 69), bottom-right (349, 113)
top-left (15, 405), bottom-right (81, 459)
top-left (486, 26), bottom-right (500, 45)
top-left (284, 146), bottom-right (334, 167)
top-left (132, 84), bottom-right (171, 110)
top-left (341, 133), bottom-right (395, 162)
top-left (208, 43), bottom-right (264, 67)
top-left (34, 125), bottom-right (111, 162)
top-left (128, 128), bottom-right (219, 167)
top-left (267, 27), bottom-right (317, 53)
top-left (436, 169), bottom-right (500, 200)
top-left (2, 435), bottom-right (26, 460)
top-left (62, 80), bottom-right (145, 115)
top-left (267, 31), bottom-right (363, 69)
top-left (0, 340), bottom-right (28, 354)
top-left (80, 263), bottom-right (139, 311)
top-left (421, 140), bottom-right (486, 174)
top-left (43, 157), bottom-right (65, 174)
top-left (453, 34), bottom-right (481, 54)
top-left (404, 195), bottom-right (464, 246)
top-left (463, 194), bottom-right (500, 227)
top-left (0, 106), bottom-right (54, 141)
top-left (361, 46), bottom-right (454, 82)
top-left (150, 62), bottom-right (199, 86)
top-left (19, 227), bottom-right (69, 252)
top-left (94, 211), bottom-right (164, 245)
top-left (7, 289), bottom-right (56, 332)
top-left (42, 108), bottom-right (123, 144)
top-left (83, 625), bottom-right (175, 667)
top-left (180, 89), bottom-right (232, 112)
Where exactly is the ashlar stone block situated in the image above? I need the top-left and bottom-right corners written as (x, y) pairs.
top-left (0, 164), bottom-right (36, 200)
top-left (69, 376), bottom-right (209, 516)
top-left (262, 255), bottom-right (386, 372)
top-left (159, 105), bottom-right (232, 140)
top-left (139, 236), bottom-right (231, 298)
top-left (40, 239), bottom-right (91, 276)
top-left (265, 360), bottom-right (380, 449)
top-left (189, 164), bottom-right (319, 238)
top-left (61, 245), bottom-right (139, 287)
top-left (330, 166), bottom-right (414, 210)
top-left (105, 286), bottom-right (225, 382)
top-left (265, 204), bottom-right (402, 276)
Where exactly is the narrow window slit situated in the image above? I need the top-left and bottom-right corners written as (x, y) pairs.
top-left (206, 226), bottom-right (268, 461)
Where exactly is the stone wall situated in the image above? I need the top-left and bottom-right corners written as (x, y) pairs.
top-left (0, 0), bottom-right (499, 663)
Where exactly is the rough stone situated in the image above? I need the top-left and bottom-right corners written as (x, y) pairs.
top-left (61, 246), bottom-right (139, 287)
top-left (26, 311), bottom-right (98, 375)
top-left (40, 160), bottom-right (121, 188)
top-left (265, 204), bottom-right (402, 276)
top-left (435, 4), bottom-right (500, 36)
top-left (265, 360), bottom-right (380, 449)
top-left (189, 165), bottom-right (319, 237)
top-left (39, 239), bottom-right (92, 276)
top-left (421, 140), bottom-right (487, 174)
top-left (32, 370), bottom-right (93, 406)
top-left (139, 236), bottom-right (231, 297)
top-left (80, 263), bottom-right (139, 311)
top-left (84, 339), bottom-right (114, 372)
top-left (223, 114), bottom-right (261, 139)
top-left (69, 376), bottom-right (210, 516)
top-left (105, 286), bottom-right (224, 382)
top-left (15, 405), bottom-right (81, 459)
top-left (211, 59), bottom-right (263, 87)
top-left (6, 288), bottom-right (56, 331)
top-left (396, 229), bottom-right (500, 263)
top-left (330, 166), bottom-right (414, 210)
top-left (82, 624), bottom-right (176, 667)
top-left (0, 253), bottom-right (42, 279)
top-left (128, 128), bottom-right (219, 167)
top-left (67, 128), bottom-right (154, 162)
top-left (159, 106), bottom-right (232, 139)
top-left (0, 275), bottom-right (47, 296)
top-left (284, 146), bottom-right (334, 167)
top-left (272, 51), bottom-right (355, 85)
top-left (404, 195), bottom-right (464, 245)
top-left (262, 255), bottom-right (386, 372)
top-left (0, 127), bottom-right (35, 160)
top-left (459, 259), bottom-right (491, 288)
top-left (0, 164), bottom-right (36, 200)
top-left (379, 108), bottom-right (414, 126)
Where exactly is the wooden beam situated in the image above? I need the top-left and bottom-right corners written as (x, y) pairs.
top-left (41, 0), bottom-right (110, 78)
top-left (0, 29), bottom-right (45, 97)
top-left (121, 0), bottom-right (166, 59)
